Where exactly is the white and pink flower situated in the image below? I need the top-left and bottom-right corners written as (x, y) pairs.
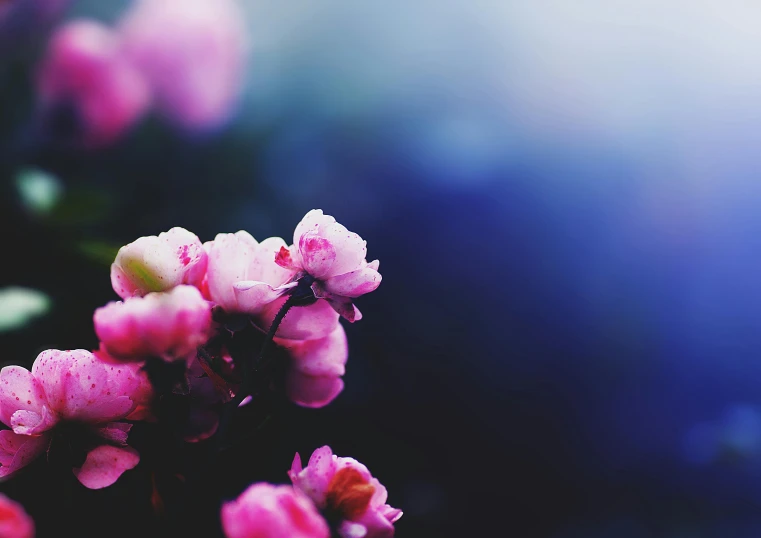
top-left (289, 446), bottom-right (402, 538)
top-left (111, 227), bottom-right (207, 299)
top-left (276, 210), bottom-right (381, 322)
top-left (94, 285), bottom-right (212, 362)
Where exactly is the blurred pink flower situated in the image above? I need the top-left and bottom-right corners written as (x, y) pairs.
top-left (119, 0), bottom-right (247, 132)
top-left (221, 483), bottom-right (329, 538)
top-left (94, 285), bottom-right (212, 362)
top-left (276, 325), bottom-right (348, 408)
top-left (0, 494), bottom-right (34, 538)
top-left (289, 446), bottom-right (402, 538)
top-left (111, 227), bottom-right (207, 299)
top-left (0, 350), bottom-right (151, 488)
top-left (36, 19), bottom-right (150, 147)
top-left (276, 210), bottom-right (381, 322)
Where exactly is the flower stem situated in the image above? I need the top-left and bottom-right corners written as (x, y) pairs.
top-left (215, 295), bottom-right (298, 452)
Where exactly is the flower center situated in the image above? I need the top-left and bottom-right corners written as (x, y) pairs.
top-left (324, 467), bottom-right (375, 521)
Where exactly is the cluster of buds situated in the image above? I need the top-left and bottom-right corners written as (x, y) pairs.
top-left (0, 210), bottom-right (398, 537)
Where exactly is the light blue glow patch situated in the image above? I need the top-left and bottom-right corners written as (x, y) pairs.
top-left (0, 287), bottom-right (51, 332)
top-left (16, 168), bottom-right (63, 215)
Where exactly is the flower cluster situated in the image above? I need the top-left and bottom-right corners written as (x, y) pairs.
top-left (0, 209), bottom-right (397, 536)
top-left (35, 0), bottom-right (247, 147)
top-left (222, 446), bottom-right (401, 538)
top-left (97, 209), bottom-right (380, 411)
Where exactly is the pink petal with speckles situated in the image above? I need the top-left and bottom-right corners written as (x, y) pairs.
top-left (0, 366), bottom-right (50, 428)
top-left (289, 445), bottom-right (337, 508)
top-left (320, 223), bottom-right (367, 278)
top-left (298, 233), bottom-right (337, 279)
top-left (73, 444), bottom-right (139, 489)
top-left (32, 349), bottom-right (147, 423)
top-left (289, 447), bottom-right (402, 536)
top-left (292, 209), bottom-right (337, 247)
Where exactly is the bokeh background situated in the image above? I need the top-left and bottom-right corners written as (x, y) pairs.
top-left (4, 1), bottom-right (761, 537)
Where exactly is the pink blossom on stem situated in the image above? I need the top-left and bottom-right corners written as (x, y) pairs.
top-left (94, 285), bottom-right (212, 362)
top-left (204, 232), bottom-right (296, 315)
top-left (290, 446), bottom-right (402, 538)
top-left (221, 483), bottom-right (329, 538)
top-left (111, 227), bottom-right (207, 299)
top-left (0, 350), bottom-right (151, 488)
top-left (0, 494), bottom-right (34, 538)
top-left (118, 0), bottom-right (247, 132)
top-left (36, 19), bottom-right (150, 147)
top-left (276, 210), bottom-right (381, 322)
top-left (276, 325), bottom-right (348, 408)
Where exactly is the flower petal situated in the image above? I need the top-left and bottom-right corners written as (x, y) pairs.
top-left (323, 265), bottom-right (381, 298)
top-left (286, 372), bottom-right (344, 409)
top-left (32, 349), bottom-right (146, 423)
top-left (338, 521), bottom-right (368, 538)
top-left (233, 280), bottom-right (295, 315)
top-left (293, 209), bottom-right (336, 247)
top-left (258, 296), bottom-right (339, 341)
top-left (73, 444), bottom-right (140, 489)
top-left (292, 445), bottom-right (337, 507)
top-left (10, 406), bottom-right (56, 436)
top-left (0, 430), bottom-right (49, 480)
top-left (276, 325), bottom-right (348, 378)
top-left (325, 297), bottom-right (363, 323)
top-left (0, 366), bottom-right (49, 428)
top-left (252, 237), bottom-right (295, 285)
top-left (205, 231), bottom-right (258, 311)
top-left (94, 422), bottom-right (132, 446)
top-left (321, 222), bottom-right (367, 278)
top-left (299, 233), bottom-right (337, 279)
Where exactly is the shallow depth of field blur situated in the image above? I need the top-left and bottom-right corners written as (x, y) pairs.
top-left (4, 1), bottom-right (761, 537)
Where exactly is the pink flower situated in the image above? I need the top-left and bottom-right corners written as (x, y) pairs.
top-left (204, 232), bottom-right (295, 315)
top-left (0, 350), bottom-right (151, 489)
top-left (289, 446), bottom-right (402, 538)
top-left (94, 285), bottom-right (212, 362)
top-left (0, 494), bottom-right (34, 538)
top-left (111, 227), bottom-right (207, 299)
top-left (118, 0), bottom-right (247, 132)
top-left (276, 210), bottom-right (381, 322)
top-left (36, 19), bottom-right (150, 147)
top-left (204, 231), bottom-right (339, 340)
top-left (276, 325), bottom-right (348, 408)
top-left (221, 483), bottom-right (329, 538)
